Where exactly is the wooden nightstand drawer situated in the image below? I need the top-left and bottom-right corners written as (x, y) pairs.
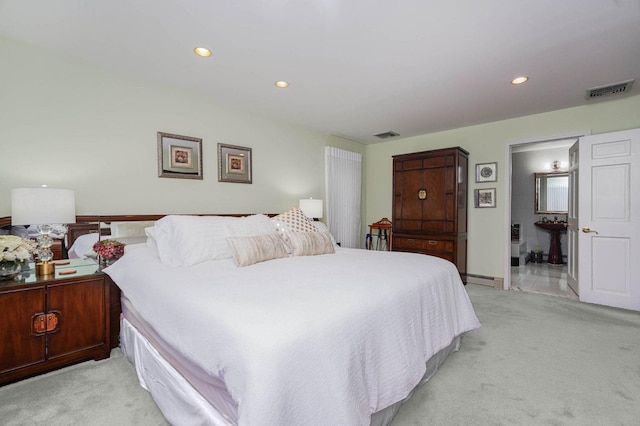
top-left (393, 237), bottom-right (453, 252)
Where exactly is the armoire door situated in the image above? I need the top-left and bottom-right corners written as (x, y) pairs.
top-left (394, 157), bottom-right (425, 233)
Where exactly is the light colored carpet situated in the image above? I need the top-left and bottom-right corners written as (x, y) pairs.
top-left (1, 284), bottom-right (638, 425)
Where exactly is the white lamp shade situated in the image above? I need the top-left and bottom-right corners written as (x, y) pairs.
top-left (11, 188), bottom-right (76, 225)
top-left (299, 198), bottom-right (323, 219)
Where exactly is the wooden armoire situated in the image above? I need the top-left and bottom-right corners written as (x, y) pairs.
top-left (392, 147), bottom-right (469, 278)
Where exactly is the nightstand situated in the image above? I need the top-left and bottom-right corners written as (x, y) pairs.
top-left (0, 259), bottom-right (112, 386)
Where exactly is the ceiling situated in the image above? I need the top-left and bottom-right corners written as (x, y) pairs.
top-left (1, 0), bottom-right (639, 144)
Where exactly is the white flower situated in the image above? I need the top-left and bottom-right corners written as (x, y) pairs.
top-left (0, 235), bottom-right (35, 265)
top-left (3, 252), bottom-right (16, 262)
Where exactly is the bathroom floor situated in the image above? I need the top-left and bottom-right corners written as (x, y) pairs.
top-left (510, 261), bottom-right (578, 300)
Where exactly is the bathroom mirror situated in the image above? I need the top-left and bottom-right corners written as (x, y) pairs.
top-left (535, 172), bottom-right (569, 214)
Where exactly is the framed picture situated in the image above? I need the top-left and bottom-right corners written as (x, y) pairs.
top-left (157, 132), bottom-right (203, 180)
top-left (475, 162), bottom-right (498, 182)
top-left (218, 143), bottom-right (252, 184)
top-left (475, 188), bottom-right (496, 208)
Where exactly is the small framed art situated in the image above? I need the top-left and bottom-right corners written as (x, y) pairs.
top-left (218, 143), bottom-right (252, 184)
top-left (157, 132), bottom-right (203, 180)
top-left (475, 162), bottom-right (497, 183)
top-left (475, 188), bottom-right (496, 208)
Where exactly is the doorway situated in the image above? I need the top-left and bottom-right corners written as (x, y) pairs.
top-left (503, 133), bottom-right (587, 296)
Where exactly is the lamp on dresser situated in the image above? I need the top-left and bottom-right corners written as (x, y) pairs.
top-left (11, 187), bottom-right (76, 276)
top-left (299, 198), bottom-right (323, 220)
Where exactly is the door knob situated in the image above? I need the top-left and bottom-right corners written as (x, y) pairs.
top-left (581, 227), bottom-right (599, 234)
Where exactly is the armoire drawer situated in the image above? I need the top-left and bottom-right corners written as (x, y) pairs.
top-left (393, 237), bottom-right (453, 252)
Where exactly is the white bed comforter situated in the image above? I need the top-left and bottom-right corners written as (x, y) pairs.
top-left (106, 245), bottom-right (480, 426)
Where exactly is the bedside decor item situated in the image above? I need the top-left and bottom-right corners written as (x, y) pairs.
top-left (158, 132), bottom-right (203, 180)
top-left (218, 143), bottom-right (252, 184)
top-left (93, 239), bottom-right (126, 266)
top-left (298, 198), bottom-right (323, 219)
top-left (0, 235), bottom-right (35, 280)
top-left (474, 188), bottom-right (497, 208)
top-left (11, 187), bottom-right (76, 276)
top-left (475, 162), bottom-right (498, 182)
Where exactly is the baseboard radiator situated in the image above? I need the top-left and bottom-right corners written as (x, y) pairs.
top-left (465, 274), bottom-right (504, 290)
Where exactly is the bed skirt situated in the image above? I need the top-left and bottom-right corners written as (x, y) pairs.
top-left (120, 316), bottom-right (462, 426)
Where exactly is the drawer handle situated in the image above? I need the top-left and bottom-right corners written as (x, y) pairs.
top-left (418, 189), bottom-right (427, 200)
top-left (32, 312), bottom-right (60, 335)
top-left (428, 240), bottom-right (438, 245)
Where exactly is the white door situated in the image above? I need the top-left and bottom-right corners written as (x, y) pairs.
top-left (578, 128), bottom-right (640, 311)
top-left (567, 141), bottom-right (579, 295)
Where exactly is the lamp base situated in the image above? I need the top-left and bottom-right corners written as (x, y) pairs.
top-left (36, 261), bottom-right (55, 276)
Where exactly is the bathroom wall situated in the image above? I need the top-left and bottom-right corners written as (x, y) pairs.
top-left (512, 146), bottom-right (569, 259)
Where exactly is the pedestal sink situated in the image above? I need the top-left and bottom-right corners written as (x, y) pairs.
top-left (534, 222), bottom-right (567, 264)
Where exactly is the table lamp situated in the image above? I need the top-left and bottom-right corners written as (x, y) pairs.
top-left (11, 187), bottom-right (76, 276)
top-left (299, 198), bottom-right (323, 220)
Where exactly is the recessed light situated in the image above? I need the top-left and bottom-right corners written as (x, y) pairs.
top-left (511, 76), bottom-right (529, 85)
top-left (275, 81), bottom-right (289, 88)
top-left (194, 47), bottom-right (212, 57)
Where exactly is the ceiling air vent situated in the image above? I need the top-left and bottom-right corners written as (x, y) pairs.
top-left (374, 131), bottom-right (400, 139)
top-left (586, 79), bottom-right (634, 100)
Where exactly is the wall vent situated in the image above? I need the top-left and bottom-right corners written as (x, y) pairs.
top-left (586, 79), bottom-right (634, 100)
top-left (374, 131), bottom-right (400, 139)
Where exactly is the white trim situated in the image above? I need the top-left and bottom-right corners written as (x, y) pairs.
top-left (503, 130), bottom-right (590, 291)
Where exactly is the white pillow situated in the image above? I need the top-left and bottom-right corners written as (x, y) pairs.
top-left (154, 215), bottom-right (278, 267)
top-left (311, 221), bottom-right (338, 246)
top-left (154, 215), bottom-right (237, 266)
top-left (226, 233), bottom-right (288, 267)
top-left (228, 214), bottom-right (277, 237)
top-left (144, 227), bottom-right (160, 258)
top-left (68, 233), bottom-right (103, 259)
top-left (111, 221), bottom-right (156, 237)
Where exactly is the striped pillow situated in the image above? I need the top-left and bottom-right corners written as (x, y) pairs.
top-left (287, 231), bottom-right (335, 256)
top-left (226, 233), bottom-right (289, 267)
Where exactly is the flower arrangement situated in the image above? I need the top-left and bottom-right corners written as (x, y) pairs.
top-left (93, 239), bottom-right (126, 262)
top-left (0, 235), bottom-right (36, 266)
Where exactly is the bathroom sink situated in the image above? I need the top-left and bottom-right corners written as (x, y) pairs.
top-left (534, 222), bottom-right (567, 264)
top-left (534, 222), bottom-right (567, 232)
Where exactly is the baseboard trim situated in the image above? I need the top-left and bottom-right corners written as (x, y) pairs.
top-left (466, 274), bottom-right (504, 290)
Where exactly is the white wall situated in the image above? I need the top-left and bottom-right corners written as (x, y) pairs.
top-left (365, 95), bottom-right (640, 279)
top-left (0, 37), bottom-right (347, 217)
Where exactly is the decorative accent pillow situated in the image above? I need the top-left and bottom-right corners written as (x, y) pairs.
top-left (271, 207), bottom-right (317, 244)
top-left (226, 233), bottom-right (289, 267)
top-left (286, 231), bottom-right (335, 256)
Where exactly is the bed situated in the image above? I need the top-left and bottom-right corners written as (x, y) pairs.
top-left (71, 211), bottom-right (481, 426)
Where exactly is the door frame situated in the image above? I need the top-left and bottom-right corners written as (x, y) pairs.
top-left (503, 130), bottom-right (590, 291)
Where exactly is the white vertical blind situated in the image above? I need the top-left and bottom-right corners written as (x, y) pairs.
top-left (547, 176), bottom-right (568, 212)
top-left (325, 147), bottom-right (362, 248)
